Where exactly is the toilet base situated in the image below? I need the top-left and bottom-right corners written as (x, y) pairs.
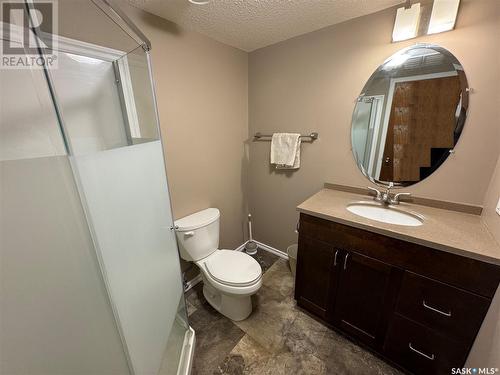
top-left (202, 280), bottom-right (253, 321)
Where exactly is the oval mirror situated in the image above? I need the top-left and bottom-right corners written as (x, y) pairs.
top-left (351, 44), bottom-right (469, 187)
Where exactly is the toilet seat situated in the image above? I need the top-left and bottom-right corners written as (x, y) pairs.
top-left (204, 250), bottom-right (262, 287)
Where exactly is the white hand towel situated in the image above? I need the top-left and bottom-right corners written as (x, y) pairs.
top-left (270, 133), bottom-right (301, 170)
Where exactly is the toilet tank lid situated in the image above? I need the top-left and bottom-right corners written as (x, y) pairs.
top-left (175, 208), bottom-right (220, 231)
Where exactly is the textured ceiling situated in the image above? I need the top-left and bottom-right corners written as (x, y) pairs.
top-left (126, 0), bottom-right (404, 52)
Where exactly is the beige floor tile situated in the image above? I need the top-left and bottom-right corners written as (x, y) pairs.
top-left (186, 252), bottom-right (402, 375)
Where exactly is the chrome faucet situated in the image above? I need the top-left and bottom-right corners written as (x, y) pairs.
top-left (367, 183), bottom-right (411, 205)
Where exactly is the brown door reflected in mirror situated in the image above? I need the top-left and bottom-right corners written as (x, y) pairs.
top-left (379, 76), bottom-right (461, 182)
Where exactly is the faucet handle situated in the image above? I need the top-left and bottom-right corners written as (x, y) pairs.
top-left (367, 186), bottom-right (382, 200)
top-left (385, 182), bottom-right (394, 193)
top-left (392, 192), bottom-right (412, 204)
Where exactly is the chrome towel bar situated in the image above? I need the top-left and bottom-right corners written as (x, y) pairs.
top-left (253, 132), bottom-right (319, 140)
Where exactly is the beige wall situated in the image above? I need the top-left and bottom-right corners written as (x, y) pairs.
top-left (248, 0), bottom-right (500, 250)
top-left (482, 154), bottom-right (500, 244)
top-left (121, 5), bottom-right (249, 251)
top-left (467, 152), bottom-right (500, 367)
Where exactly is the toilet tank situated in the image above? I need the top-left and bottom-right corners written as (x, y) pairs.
top-left (174, 208), bottom-right (220, 261)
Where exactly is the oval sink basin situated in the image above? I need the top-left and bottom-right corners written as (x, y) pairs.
top-left (346, 202), bottom-right (424, 227)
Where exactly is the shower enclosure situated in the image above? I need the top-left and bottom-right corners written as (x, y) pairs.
top-left (0, 1), bottom-right (193, 374)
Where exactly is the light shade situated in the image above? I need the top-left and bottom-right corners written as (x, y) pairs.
top-left (428, 0), bottom-right (460, 34)
top-left (392, 3), bottom-right (421, 42)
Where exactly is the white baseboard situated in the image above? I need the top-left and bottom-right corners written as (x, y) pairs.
top-left (184, 240), bottom-right (289, 292)
top-left (237, 240), bottom-right (289, 260)
top-left (253, 240), bottom-right (289, 260)
top-left (234, 242), bottom-right (247, 252)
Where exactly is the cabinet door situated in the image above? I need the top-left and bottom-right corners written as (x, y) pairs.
top-left (333, 251), bottom-right (396, 348)
top-left (295, 235), bottom-right (340, 321)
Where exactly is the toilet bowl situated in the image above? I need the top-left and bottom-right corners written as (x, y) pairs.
top-left (175, 208), bottom-right (262, 321)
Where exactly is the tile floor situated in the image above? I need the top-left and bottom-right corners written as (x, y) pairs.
top-left (185, 250), bottom-right (403, 375)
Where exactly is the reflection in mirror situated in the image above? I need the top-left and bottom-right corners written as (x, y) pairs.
top-left (351, 44), bottom-right (468, 187)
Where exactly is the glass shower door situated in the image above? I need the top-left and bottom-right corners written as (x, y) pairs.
top-left (2, 2), bottom-right (192, 374)
top-left (1, 19), bottom-right (131, 375)
top-left (46, 45), bottom-right (191, 375)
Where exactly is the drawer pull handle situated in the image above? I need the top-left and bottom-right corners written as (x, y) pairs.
top-left (409, 343), bottom-right (435, 361)
top-left (423, 300), bottom-right (452, 317)
top-left (334, 249), bottom-right (339, 266)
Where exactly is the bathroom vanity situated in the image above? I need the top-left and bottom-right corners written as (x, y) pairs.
top-left (295, 188), bottom-right (500, 375)
top-left (293, 43), bottom-right (500, 374)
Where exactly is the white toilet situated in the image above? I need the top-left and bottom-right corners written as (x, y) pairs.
top-left (175, 208), bottom-right (262, 321)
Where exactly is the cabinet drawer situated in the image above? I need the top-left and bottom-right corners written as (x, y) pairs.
top-left (396, 272), bottom-right (490, 341)
top-left (384, 314), bottom-right (468, 375)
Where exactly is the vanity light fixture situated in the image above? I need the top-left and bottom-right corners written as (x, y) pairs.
top-left (428, 0), bottom-right (460, 35)
top-left (392, 2), bottom-right (421, 42)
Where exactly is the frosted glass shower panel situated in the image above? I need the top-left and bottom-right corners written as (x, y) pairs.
top-left (71, 141), bottom-right (184, 375)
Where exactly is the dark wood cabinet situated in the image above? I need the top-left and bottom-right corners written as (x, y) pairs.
top-left (294, 235), bottom-right (339, 321)
top-left (333, 251), bottom-right (396, 348)
top-left (295, 213), bottom-right (500, 375)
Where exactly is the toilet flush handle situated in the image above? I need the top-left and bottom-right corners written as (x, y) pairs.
top-left (184, 231), bottom-right (195, 237)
